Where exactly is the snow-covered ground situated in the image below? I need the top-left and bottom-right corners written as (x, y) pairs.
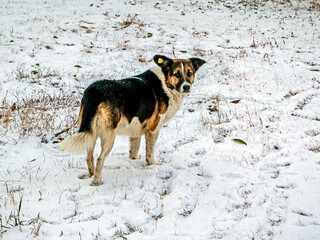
top-left (1, 0), bottom-right (320, 239)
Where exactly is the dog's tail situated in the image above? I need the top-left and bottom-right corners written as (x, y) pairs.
top-left (59, 131), bottom-right (96, 154)
top-left (60, 103), bottom-right (97, 154)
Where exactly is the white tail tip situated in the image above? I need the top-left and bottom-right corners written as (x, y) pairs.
top-left (60, 132), bottom-right (95, 154)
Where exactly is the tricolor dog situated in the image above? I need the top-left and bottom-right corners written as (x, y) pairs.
top-left (60, 55), bottom-right (205, 185)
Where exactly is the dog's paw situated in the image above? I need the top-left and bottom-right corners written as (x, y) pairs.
top-left (91, 179), bottom-right (103, 186)
top-left (78, 173), bottom-right (93, 179)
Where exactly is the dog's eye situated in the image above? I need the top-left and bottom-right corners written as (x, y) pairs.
top-left (174, 72), bottom-right (181, 78)
top-left (187, 71), bottom-right (193, 77)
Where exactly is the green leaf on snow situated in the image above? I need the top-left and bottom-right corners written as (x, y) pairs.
top-left (232, 138), bottom-right (247, 145)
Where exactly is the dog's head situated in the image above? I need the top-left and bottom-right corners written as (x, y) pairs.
top-left (153, 55), bottom-right (206, 94)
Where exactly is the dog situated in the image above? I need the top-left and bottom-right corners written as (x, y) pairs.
top-left (60, 55), bottom-right (205, 185)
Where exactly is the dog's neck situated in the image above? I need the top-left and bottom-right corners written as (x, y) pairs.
top-left (150, 66), bottom-right (187, 120)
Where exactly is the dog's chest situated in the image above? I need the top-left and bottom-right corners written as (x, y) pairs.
top-left (164, 94), bottom-right (185, 122)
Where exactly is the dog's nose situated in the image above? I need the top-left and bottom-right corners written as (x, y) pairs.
top-left (183, 84), bottom-right (190, 93)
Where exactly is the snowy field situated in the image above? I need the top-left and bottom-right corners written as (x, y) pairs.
top-left (1, 0), bottom-right (320, 239)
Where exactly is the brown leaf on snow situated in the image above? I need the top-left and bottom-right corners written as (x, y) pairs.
top-left (230, 99), bottom-right (241, 104)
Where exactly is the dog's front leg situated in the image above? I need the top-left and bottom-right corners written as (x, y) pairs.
top-left (129, 137), bottom-right (141, 159)
top-left (145, 130), bottom-right (160, 165)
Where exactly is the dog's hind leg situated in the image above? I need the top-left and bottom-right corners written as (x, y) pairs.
top-left (129, 137), bottom-right (141, 159)
top-left (78, 146), bottom-right (96, 179)
top-left (91, 131), bottom-right (115, 186)
top-left (145, 130), bottom-right (160, 165)
top-left (78, 145), bottom-right (96, 179)
top-left (86, 147), bottom-right (95, 177)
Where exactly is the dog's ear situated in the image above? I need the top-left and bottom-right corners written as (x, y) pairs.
top-left (189, 58), bottom-right (206, 72)
top-left (153, 55), bottom-right (173, 69)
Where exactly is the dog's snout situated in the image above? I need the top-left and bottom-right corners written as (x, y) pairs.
top-left (182, 84), bottom-right (190, 93)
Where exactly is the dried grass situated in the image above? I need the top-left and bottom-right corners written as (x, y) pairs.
top-left (0, 91), bottom-right (80, 141)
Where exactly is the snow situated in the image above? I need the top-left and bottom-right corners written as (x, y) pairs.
top-left (1, 0), bottom-right (320, 239)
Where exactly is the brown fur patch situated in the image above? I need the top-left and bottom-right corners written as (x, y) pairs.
top-left (142, 102), bottom-right (161, 131)
top-left (142, 98), bottom-right (168, 131)
top-left (166, 74), bottom-right (179, 89)
top-left (97, 102), bottom-right (121, 129)
top-left (78, 104), bottom-right (84, 128)
top-left (159, 97), bottom-right (168, 114)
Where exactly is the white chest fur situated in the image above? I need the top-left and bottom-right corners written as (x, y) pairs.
top-left (164, 93), bottom-right (185, 122)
